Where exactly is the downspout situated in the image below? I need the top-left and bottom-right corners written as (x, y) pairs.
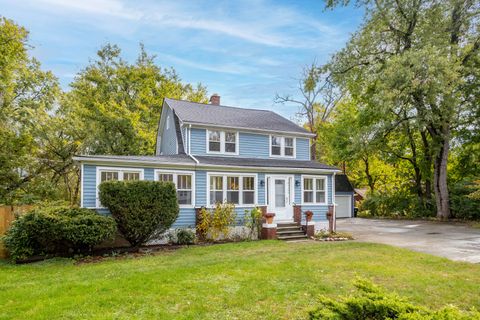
top-left (333, 172), bottom-right (337, 231)
top-left (187, 124), bottom-right (199, 165)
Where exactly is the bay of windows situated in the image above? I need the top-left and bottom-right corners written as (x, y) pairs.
top-left (157, 171), bottom-right (194, 206)
top-left (303, 176), bottom-right (327, 204)
top-left (209, 174), bottom-right (256, 205)
top-left (208, 130), bottom-right (238, 154)
top-left (270, 136), bottom-right (295, 157)
top-left (98, 168), bottom-right (143, 207)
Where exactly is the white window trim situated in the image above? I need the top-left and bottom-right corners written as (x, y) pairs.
top-left (206, 129), bottom-right (239, 155)
top-left (154, 169), bottom-right (196, 208)
top-left (269, 135), bottom-right (296, 158)
top-left (301, 175), bottom-right (328, 205)
top-left (95, 167), bottom-right (145, 208)
top-left (206, 172), bottom-right (258, 207)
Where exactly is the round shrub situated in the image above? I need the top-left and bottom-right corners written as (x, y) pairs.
top-left (174, 229), bottom-right (196, 245)
top-left (2, 206), bottom-right (116, 261)
top-left (99, 180), bottom-right (179, 247)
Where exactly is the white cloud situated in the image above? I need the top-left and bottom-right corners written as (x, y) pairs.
top-left (29, 0), bottom-right (342, 48)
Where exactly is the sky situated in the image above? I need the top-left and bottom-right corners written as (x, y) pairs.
top-left (0, 0), bottom-right (364, 119)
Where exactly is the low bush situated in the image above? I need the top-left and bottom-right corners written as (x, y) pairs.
top-left (244, 207), bottom-right (262, 239)
top-left (197, 202), bottom-right (236, 241)
top-left (99, 180), bottom-right (179, 247)
top-left (309, 279), bottom-right (480, 319)
top-left (359, 191), bottom-right (434, 218)
top-left (314, 230), bottom-right (353, 240)
top-left (170, 229), bottom-right (196, 245)
top-left (450, 179), bottom-right (480, 220)
top-left (2, 205), bottom-right (116, 261)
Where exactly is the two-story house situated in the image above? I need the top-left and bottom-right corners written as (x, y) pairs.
top-left (74, 95), bottom-right (354, 238)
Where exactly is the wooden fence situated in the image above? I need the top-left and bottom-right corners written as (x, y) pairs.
top-left (0, 205), bottom-right (32, 258)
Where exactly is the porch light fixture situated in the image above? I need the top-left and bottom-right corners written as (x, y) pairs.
top-left (295, 180), bottom-right (300, 187)
top-left (260, 180), bottom-right (265, 187)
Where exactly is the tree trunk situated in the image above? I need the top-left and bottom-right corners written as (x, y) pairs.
top-left (433, 130), bottom-right (450, 219)
top-left (363, 156), bottom-right (375, 192)
top-left (420, 130), bottom-right (432, 201)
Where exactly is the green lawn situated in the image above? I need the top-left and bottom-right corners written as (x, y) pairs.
top-left (0, 241), bottom-right (479, 320)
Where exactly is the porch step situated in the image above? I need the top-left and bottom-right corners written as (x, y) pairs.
top-left (277, 234), bottom-right (309, 241)
top-left (276, 222), bottom-right (308, 241)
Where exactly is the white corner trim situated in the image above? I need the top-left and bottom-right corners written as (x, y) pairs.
top-left (80, 163), bottom-right (84, 208)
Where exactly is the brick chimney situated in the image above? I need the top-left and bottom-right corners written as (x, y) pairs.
top-left (209, 94), bottom-right (220, 105)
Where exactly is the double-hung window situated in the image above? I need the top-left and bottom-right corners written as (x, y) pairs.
top-left (156, 171), bottom-right (194, 206)
top-left (207, 130), bottom-right (238, 154)
top-left (209, 174), bottom-right (256, 206)
top-left (302, 176), bottom-right (327, 204)
top-left (270, 136), bottom-right (295, 158)
top-left (97, 168), bottom-right (143, 207)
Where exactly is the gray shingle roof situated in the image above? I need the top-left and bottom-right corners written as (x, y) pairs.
top-left (73, 154), bottom-right (195, 165)
top-left (74, 154), bottom-right (339, 171)
top-left (335, 174), bottom-right (355, 192)
top-left (164, 98), bottom-right (312, 136)
top-left (195, 156), bottom-right (338, 170)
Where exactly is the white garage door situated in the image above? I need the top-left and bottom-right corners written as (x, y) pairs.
top-left (335, 195), bottom-right (352, 218)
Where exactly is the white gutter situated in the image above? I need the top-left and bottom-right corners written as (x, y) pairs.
top-left (187, 124), bottom-right (199, 164)
top-left (181, 122), bottom-right (316, 138)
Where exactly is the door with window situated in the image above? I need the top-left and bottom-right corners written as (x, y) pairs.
top-left (266, 175), bottom-right (294, 221)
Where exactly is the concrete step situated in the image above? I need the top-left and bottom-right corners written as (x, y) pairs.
top-left (276, 230), bottom-right (305, 236)
top-left (277, 234), bottom-right (309, 241)
top-left (277, 226), bottom-right (301, 232)
top-left (277, 223), bottom-right (299, 228)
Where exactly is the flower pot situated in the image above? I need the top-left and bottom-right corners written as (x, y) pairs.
top-left (305, 210), bottom-right (313, 222)
top-left (264, 213), bottom-right (275, 224)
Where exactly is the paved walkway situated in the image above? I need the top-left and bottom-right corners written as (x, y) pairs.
top-left (336, 218), bottom-right (480, 263)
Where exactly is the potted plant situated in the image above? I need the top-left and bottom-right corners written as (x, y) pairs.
top-left (264, 213), bottom-right (275, 224)
top-left (304, 210), bottom-right (313, 222)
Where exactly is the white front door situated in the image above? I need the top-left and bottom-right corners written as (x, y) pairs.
top-left (266, 175), bottom-right (294, 221)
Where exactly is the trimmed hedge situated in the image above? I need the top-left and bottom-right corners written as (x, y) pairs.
top-left (99, 180), bottom-right (179, 247)
top-left (3, 206), bottom-right (116, 261)
top-left (309, 279), bottom-right (480, 319)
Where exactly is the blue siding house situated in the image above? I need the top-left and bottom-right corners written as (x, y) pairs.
top-left (75, 95), bottom-right (351, 238)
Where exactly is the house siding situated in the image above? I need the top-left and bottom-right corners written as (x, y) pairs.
top-left (296, 138), bottom-right (310, 160)
top-left (190, 127), bottom-right (310, 160)
top-left (81, 164), bottom-right (333, 228)
top-left (159, 107), bottom-right (178, 155)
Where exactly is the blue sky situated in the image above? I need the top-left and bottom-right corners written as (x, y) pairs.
top-left (1, 0), bottom-right (363, 119)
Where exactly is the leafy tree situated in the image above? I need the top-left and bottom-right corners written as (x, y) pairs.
top-left (275, 62), bottom-right (343, 159)
top-left (326, 0), bottom-right (480, 218)
top-left (0, 17), bottom-right (60, 204)
top-left (64, 43), bottom-right (208, 156)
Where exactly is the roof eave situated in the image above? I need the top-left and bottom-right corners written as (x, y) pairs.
top-left (181, 122), bottom-right (315, 138)
top-left (72, 156), bottom-right (340, 173)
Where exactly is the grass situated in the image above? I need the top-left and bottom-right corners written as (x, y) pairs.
top-left (0, 241), bottom-right (479, 319)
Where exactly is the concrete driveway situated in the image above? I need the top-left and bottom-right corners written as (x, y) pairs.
top-left (336, 218), bottom-right (480, 263)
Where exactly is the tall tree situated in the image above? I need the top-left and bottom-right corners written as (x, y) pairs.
top-left (326, 0), bottom-right (480, 218)
top-left (64, 43), bottom-right (208, 156)
top-left (275, 62), bottom-right (343, 159)
top-left (0, 17), bottom-right (60, 204)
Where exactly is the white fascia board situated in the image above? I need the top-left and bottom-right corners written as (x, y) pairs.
top-left (184, 122), bottom-right (315, 138)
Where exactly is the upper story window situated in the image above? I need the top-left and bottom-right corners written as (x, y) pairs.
top-left (302, 176), bottom-right (327, 204)
top-left (270, 136), bottom-right (295, 158)
top-left (156, 170), bottom-right (194, 206)
top-left (207, 130), bottom-right (238, 154)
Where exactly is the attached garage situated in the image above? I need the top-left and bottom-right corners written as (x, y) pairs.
top-left (335, 174), bottom-right (355, 219)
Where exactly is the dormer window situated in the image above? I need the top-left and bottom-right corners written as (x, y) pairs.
top-left (270, 135), bottom-right (295, 158)
top-left (207, 130), bottom-right (238, 154)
